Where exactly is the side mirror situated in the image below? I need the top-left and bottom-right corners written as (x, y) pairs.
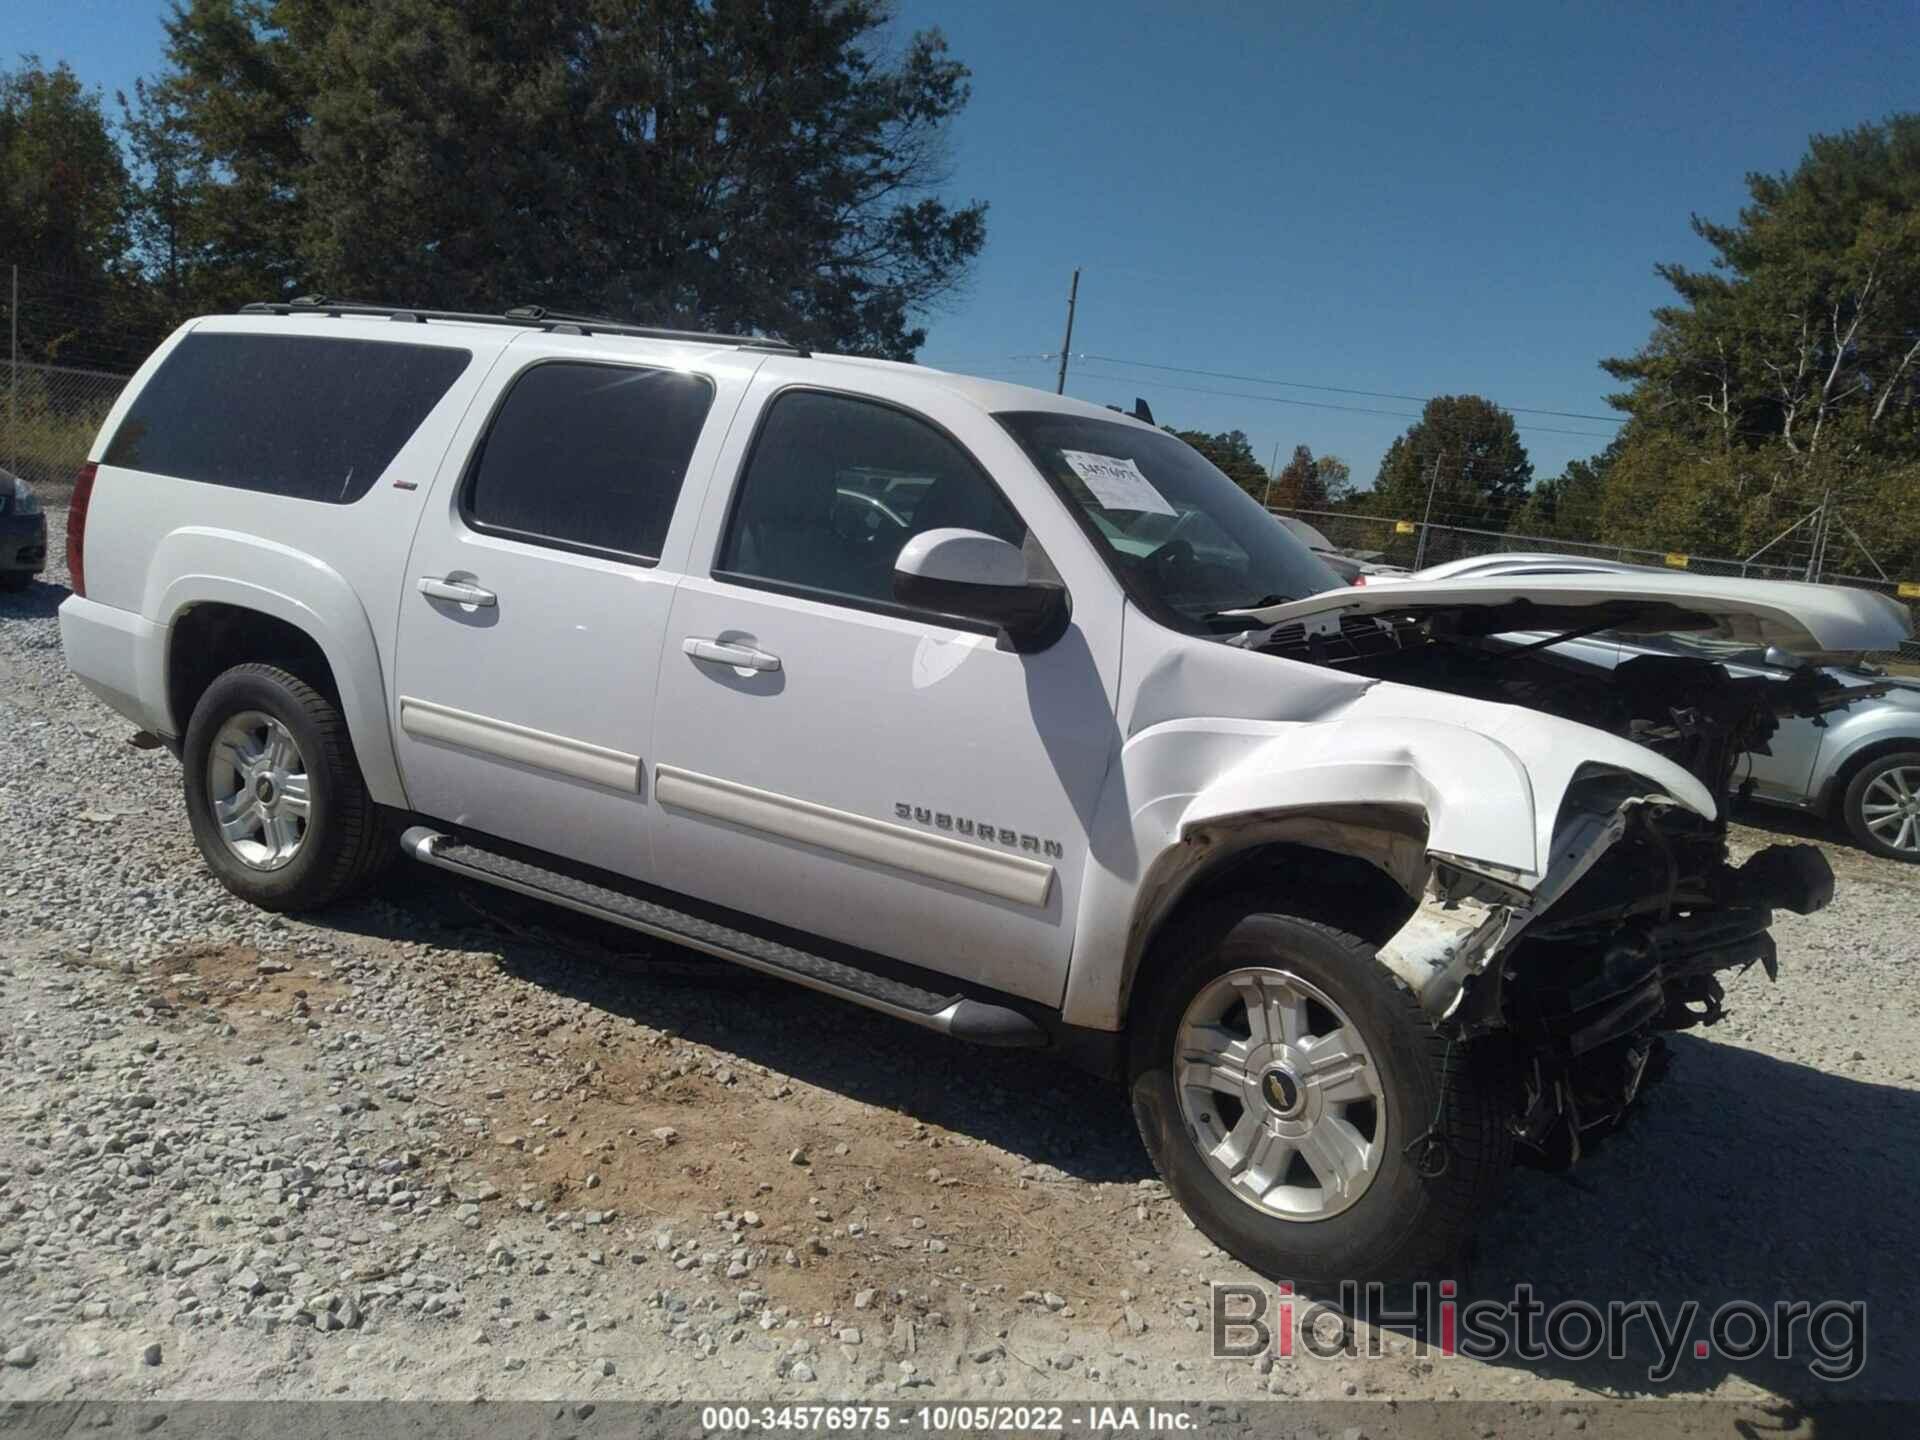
top-left (892, 528), bottom-right (1069, 654)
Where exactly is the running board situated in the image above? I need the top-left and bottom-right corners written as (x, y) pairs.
top-left (400, 827), bottom-right (1048, 1048)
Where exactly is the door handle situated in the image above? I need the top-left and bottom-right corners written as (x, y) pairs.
top-left (418, 576), bottom-right (497, 607)
top-left (683, 637), bottom-right (782, 672)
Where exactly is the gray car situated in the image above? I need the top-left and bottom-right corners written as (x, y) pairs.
top-left (1, 470), bottom-right (50, 590)
top-left (1272, 514), bottom-right (1410, 585)
top-left (1399, 553), bottom-right (1920, 861)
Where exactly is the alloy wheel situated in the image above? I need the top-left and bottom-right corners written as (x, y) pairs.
top-left (1859, 764), bottom-right (1920, 855)
top-left (1175, 967), bottom-right (1387, 1221)
top-left (206, 710), bottom-right (311, 870)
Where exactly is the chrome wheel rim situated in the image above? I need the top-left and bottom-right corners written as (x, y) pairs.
top-left (207, 711), bottom-right (310, 870)
top-left (1175, 968), bottom-right (1387, 1221)
top-left (1860, 765), bottom-right (1920, 854)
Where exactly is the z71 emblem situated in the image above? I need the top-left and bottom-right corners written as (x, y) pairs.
top-left (895, 803), bottom-right (1064, 859)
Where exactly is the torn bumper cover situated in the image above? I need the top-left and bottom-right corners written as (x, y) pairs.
top-left (1375, 788), bottom-right (1834, 1026)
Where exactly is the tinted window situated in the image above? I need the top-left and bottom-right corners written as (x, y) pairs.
top-left (464, 362), bottom-right (714, 562)
top-left (104, 332), bottom-right (471, 503)
top-left (718, 390), bottom-right (1029, 609)
top-left (996, 411), bottom-right (1345, 630)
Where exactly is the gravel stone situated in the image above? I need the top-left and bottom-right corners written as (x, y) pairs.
top-left (3, 514), bottom-right (1915, 1411)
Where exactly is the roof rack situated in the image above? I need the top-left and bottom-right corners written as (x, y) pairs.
top-left (237, 297), bottom-right (810, 357)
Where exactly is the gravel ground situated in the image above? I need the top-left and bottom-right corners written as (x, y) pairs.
top-left (3, 512), bottom-right (1917, 1413)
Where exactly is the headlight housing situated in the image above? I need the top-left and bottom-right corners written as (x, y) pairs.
top-left (11, 477), bottom-right (41, 516)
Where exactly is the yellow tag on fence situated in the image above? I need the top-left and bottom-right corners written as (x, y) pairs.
top-left (1664, 553), bottom-right (1690, 569)
top-left (1899, 581), bottom-right (1920, 599)
top-left (1395, 520), bottom-right (1416, 535)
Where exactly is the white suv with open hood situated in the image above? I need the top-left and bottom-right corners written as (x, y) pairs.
top-left (57, 302), bottom-right (1912, 1286)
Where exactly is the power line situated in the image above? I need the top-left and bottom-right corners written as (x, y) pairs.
top-left (1061, 366), bottom-right (1621, 441)
top-left (1024, 352), bottom-right (1627, 424)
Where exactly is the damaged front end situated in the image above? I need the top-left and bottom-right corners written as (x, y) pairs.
top-left (1378, 778), bottom-right (1835, 1167)
top-left (1313, 636), bottom-right (1866, 1168)
top-left (1210, 575), bottom-right (1908, 1169)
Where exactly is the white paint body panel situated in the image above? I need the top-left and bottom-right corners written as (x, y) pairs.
top-left (646, 361), bottom-right (1123, 1005)
top-left (58, 313), bottom-right (508, 805)
top-left (653, 764), bottom-right (1056, 908)
top-left (390, 336), bottom-right (763, 879)
top-left (1236, 571), bottom-right (1913, 660)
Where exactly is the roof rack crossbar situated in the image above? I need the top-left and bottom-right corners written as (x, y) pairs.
top-left (237, 298), bottom-right (808, 356)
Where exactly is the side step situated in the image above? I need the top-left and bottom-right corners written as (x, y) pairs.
top-left (401, 827), bottom-right (1047, 1048)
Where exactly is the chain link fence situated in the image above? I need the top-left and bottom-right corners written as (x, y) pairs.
top-left (2, 358), bottom-right (130, 494)
top-left (1273, 506), bottom-right (1920, 667)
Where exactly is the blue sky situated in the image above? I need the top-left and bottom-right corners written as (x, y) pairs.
top-left (12, 0), bottom-right (1915, 489)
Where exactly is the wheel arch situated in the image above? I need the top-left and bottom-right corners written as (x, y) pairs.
top-left (1819, 733), bottom-right (1920, 817)
top-left (1114, 808), bottom-right (1428, 1031)
top-left (1061, 715), bottom-right (1549, 1033)
top-left (149, 535), bottom-right (402, 807)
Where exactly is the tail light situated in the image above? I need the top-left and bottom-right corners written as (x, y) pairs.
top-left (67, 462), bottom-right (97, 598)
top-left (1350, 574), bottom-right (1368, 587)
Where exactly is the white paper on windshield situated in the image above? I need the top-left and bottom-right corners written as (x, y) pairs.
top-left (1060, 449), bottom-right (1176, 516)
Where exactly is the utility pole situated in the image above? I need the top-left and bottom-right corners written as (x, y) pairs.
top-left (8, 265), bottom-right (16, 482)
top-left (1264, 441), bottom-right (1281, 509)
top-left (1055, 268), bottom-right (1080, 395)
top-left (1805, 486), bottom-right (1832, 583)
top-left (1412, 448), bottom-right (1446, 570)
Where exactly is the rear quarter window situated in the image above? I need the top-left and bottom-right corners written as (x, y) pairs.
top-left (103, 332), bottom-right (472, 503)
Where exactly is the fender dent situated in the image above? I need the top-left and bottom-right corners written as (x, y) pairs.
top-left (1379, 791), bottom-right (1677, 1021)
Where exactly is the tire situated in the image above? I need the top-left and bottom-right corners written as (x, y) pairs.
top-left (182, 663), bottom-right (391, 911)
top-left (1841, 750), bottom-right (1920, 862)
top-left (1127, 897), bottom-right (1511, 1289)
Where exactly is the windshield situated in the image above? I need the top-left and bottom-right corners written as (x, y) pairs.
top-left (996, 412), bottom-right (1345, 628)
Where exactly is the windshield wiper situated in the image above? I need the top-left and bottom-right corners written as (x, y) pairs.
top-left (1200, 594), bottom-right (1294, 630)
top-left (1204, 593), bottom-right (1292, 617)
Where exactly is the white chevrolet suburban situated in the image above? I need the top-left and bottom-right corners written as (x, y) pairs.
top-left (58, 300), bottom-right (1912, 1286)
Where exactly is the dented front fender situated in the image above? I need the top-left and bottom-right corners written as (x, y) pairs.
top-left (1379, 786), bottom-right (1674, 1021)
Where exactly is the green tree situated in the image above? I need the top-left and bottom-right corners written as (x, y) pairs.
top-left (1373, 395), bottom-right (1533, 528)
top-left (1267, 444), bottom-right (1318, 509)
top-left (1599, 114), bottom-right (1920, 576)
top-left (145, 0), bottom-right (988, 358)
top-left (0, 58), bottom-right (131, 363)
top-left (1313, 452), bottom-right (1353, 505)
top-left (1509, 451), bottom-right (1613, 539)
top-left (1171, 428), bottom-right (1269, 501)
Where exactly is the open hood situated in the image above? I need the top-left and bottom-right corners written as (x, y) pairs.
top-left (1233, 572), bottom-right (1914, 662)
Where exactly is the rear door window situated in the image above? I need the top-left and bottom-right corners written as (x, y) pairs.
top-left (461, 361), bottom-right (715, 563)
top-left (103, 331), bottom-right (471, 503)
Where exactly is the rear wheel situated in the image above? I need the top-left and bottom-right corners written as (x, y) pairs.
top-left (183, 664), bottom-right (390, 910)
top-left (1842, 751), bottom-right (1920, 862)
top-left (1128, 898), bottom-right (1511, 1288)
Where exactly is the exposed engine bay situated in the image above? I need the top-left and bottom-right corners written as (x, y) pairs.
top-left (1254, 604), bottom-right (1874, 1168)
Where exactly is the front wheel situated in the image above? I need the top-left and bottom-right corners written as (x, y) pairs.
top-left (1842, 751), bottom-right (1920, 862)
top-left (182, 663), bottom-right (391, 911)
top-left (1128, 900), bottom-right (1511, 1288)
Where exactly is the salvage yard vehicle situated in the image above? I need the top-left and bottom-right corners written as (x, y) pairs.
top-left (57, 301), bottom-right (1913, 1286)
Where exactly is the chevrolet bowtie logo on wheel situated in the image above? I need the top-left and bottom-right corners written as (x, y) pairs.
top-left (1262, 1068), bottom-right (1302, 1115)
